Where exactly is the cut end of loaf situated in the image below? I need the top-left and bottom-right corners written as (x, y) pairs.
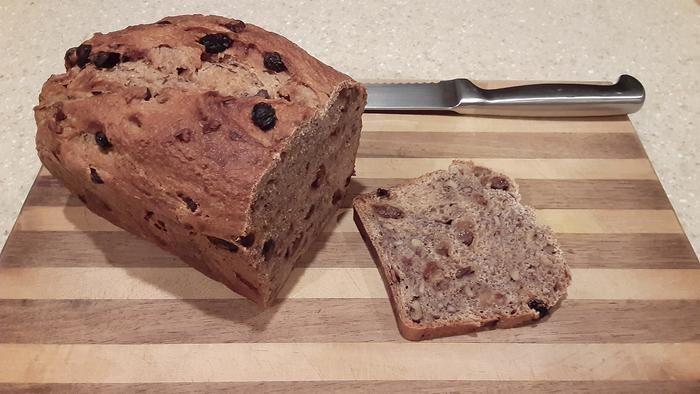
top-left (249, 83), bottom-right (366, 305)
top-left (353, 160), bottom-right (571, 340)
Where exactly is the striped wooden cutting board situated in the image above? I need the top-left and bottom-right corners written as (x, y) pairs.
top-left (1, 81), bottom-right (699, 393)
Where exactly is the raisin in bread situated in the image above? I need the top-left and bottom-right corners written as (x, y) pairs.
top-left (353, 161), bottom-right (571, 340)
top-left (34, 15), bottom-right (366, 306)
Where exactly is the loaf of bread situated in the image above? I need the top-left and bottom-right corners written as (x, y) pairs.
top-left (34, 15), bottom-right (366, 306)
top-left (353, 161), bottom-right (571, 340)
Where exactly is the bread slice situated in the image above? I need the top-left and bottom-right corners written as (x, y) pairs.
top-left (353, 161), bottom-right (571, 340)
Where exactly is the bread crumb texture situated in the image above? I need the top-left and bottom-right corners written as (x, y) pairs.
top-left (354, 160), bottom-right (571, 340)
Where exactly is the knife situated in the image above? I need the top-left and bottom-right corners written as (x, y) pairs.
top-left (365, 75), bottom-right (645, 117)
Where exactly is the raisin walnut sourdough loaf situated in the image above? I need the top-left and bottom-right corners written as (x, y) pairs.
top-left (353, 161), bottom-right (571, 340)
top-left (34, 15), bottom-right (367, 306)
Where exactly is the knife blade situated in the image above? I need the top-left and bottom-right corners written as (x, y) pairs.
top-left (365, 75), bottom-right (645, 117)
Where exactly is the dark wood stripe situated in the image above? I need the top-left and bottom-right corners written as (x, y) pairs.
top-left (358, 132), bottom-right (645, 158)
top-left (0, 231), bottom-right (184, 268)
top-left (26, 176), bottom-right (672, 210)
top-left (556, 233), bottom-right (699, 267)
top-left (345, 178), bottom-right (672, 209)
top-left (23, 176), bottom-right (72, 207)
top-left (304, 233), bottom-right (700, 269)
top-left (2, 381), bottom-right (698, 394)
top-left (1, 232), bottom-right (696, 269)
top-left (517, 179), bottom-right (671, 209)
top-left (1, 299), bottom-right (698, 344)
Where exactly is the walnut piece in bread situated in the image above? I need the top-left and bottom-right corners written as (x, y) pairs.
top-left (353, 161), bottom-right (571, 340)
top-left (35, 15), bottom-right (367, 306)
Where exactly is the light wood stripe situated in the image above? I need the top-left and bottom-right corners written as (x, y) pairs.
top-left (361, 113), bottom-right (635, 133)
top-left (13, 206), bottom-right (683, 234)
top-left (38, 159), bottom-right (657, 180)
top-left (3, 232), bottom-right (696, 269)
top-left (355, 158), bottom-right (656, 179)
top-left (533, 209), bottom-right (682, 234)
top-left (1, 268), bottom-right (698, 300)
top-left (2, 381), bottom-right (698, 394)
top-left (358, 132), bottom-right (644, 158)
top-left (29, 177), bottom-right (672, 210)
top-left (1, 343), bottom-right (698, 383)
top-left (2, 299), bottom-right (698, 344)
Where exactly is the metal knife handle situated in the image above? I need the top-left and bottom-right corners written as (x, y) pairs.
top-left (454, 75), bottom-right (645, 117)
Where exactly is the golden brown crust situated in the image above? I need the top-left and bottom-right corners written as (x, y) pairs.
top-left (34, 15), bottom-right (364, 305)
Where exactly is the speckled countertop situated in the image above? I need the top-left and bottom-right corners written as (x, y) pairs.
top-left (0, 0), bottom-right (698, 254)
